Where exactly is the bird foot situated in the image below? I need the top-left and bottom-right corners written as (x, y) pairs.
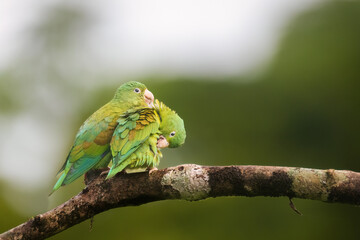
top-left (84, 168), bottom-right (110, 185)
top-left (148, 167), bottom-right (158, 174)
top-left (100, 169), bottom-right (110, 177)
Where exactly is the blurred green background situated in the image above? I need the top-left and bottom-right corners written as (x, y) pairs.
top-left (1, 1), bottom-right (360, 239)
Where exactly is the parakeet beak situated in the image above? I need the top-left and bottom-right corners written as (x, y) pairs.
top-left (157, 135), bottom-right (169, 149)
top-left (144, 89), bottom-right (154, 108)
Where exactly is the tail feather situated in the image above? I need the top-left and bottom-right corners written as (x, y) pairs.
top-left (62, 157), bottom-right (102, 185)
top-left (49, 172), bottom-right (66, 196)
top-left (106, 166), bottom-right (118, 179)
top-left (50, 154), bottom-right (111, 195)
top-left (106, 163), bottom-right (127, 179)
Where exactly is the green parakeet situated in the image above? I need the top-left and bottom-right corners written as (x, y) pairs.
top-left (51, 81), bottom-right (155, 193)
top-left (106, 99), bottom-right (186, 179)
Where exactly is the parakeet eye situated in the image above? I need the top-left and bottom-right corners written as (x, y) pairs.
top-left (170, 131), bottom-right (176, 137)
top-left (134, 88), bottom-right (141, 93)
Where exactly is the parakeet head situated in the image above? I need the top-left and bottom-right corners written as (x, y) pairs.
top-left (155, 100), bottom-right (186, 149)
top-left (113, 81), bottom-right (154, 108)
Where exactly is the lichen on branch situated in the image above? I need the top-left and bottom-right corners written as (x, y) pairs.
top-left (1, 164), bottom-right (360, 240)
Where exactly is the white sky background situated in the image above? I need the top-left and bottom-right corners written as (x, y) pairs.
top-left (0, 0), bottom-right (323, 78)
top-left (0, 0), bottom-right (324, 214)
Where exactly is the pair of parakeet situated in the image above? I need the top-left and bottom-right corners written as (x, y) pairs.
top-left (51, 81), bottom-right (186, 193)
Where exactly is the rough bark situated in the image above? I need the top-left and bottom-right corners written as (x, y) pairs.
top-left (1, 164), bottom-right (360, 240)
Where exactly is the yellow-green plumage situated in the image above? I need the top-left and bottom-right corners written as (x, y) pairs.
top-left (51, 81), bottom-right (153, 193)
top-left (155, 100), bottom-right (186, 148)
top-left (106, 100), bottom-right (186, 179)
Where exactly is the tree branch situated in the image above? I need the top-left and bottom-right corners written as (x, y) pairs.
top-left (1, 164), bottom-right (360, 240)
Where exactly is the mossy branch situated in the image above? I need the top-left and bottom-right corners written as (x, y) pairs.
top-left (1, 164), bottom-right (360, 240)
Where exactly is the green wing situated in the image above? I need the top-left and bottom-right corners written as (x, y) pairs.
top-left (107, 108), bottom-right (160, 178)
top-left (107, 135), bottom-right (162, 178)
top-left (52, 113), bottom-right (118, 193)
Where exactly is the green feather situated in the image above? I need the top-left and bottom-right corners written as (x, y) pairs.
top-left (51, 81), bottom-right (151, 193)
top-left (106, 100), bottom-right (186, 179)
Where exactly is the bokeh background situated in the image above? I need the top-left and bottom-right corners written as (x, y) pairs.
top-left (1, 0), bottom-right (360, 239)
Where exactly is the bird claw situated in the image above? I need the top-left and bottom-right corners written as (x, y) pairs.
top-left (100, 169), bottom-right (110, 177)
top-left (148, 167), bottom-right (158, 174)
top-left (85, 168), bottom-right (110, 184)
